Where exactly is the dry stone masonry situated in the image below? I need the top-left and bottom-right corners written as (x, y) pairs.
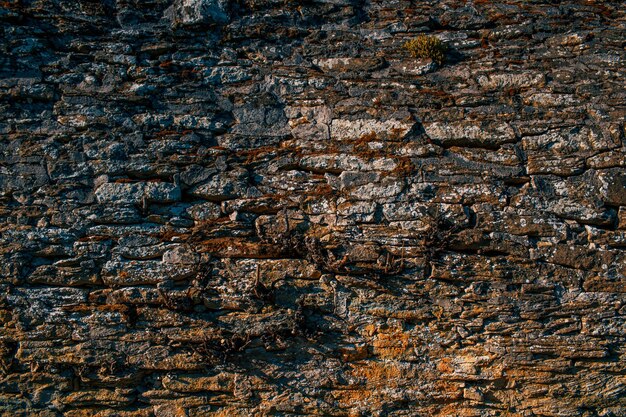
top-left (1, 0), bottom-right (626, 416)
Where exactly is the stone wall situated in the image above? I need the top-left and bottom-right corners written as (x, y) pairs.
top-left (1, 0), bottom-right (625, 416)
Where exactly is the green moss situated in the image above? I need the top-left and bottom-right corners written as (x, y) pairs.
top-left (403, 35), bottom-right (448, 65)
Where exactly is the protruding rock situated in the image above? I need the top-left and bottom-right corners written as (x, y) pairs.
top-left (164, 0), bottom-right (230, 27)
top-left (331, 119), bottom-right (415, 141)
top-left (94, 182), bottom-right (181, 205)
top-left (423, 121), bottom-right (516, 147)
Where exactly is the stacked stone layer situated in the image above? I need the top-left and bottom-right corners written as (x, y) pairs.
top-left (1, 0), bottom-right (625, 416)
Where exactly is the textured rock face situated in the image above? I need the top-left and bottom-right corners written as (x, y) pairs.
top-left (1, 0), bottom-right (626, 416)
top-left (165, 0), bottom-right (231, 26)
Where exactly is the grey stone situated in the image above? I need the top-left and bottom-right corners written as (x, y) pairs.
top-left (423, 121), bottom-right (516, 147)
top-left (189, 168), bottom-right (250, 201)
top-left (94, 182), bottom-right (181, 205)
top-left (165, 0), bottom-right (230, 27)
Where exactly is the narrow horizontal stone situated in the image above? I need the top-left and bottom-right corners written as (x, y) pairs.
top-left (95, 182), bottom-right (181, 205)
top-left (423, 121), bottom-right (516, 147)
top-left (102, 260), bottom-right (196, 286)
top-left (330, 118), bottom-right (415, 141)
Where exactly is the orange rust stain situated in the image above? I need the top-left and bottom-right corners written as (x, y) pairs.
top-left (0, 1), bottom-right (21, 9)
top-left (363, 323), bottom-right (376, 337)
top-left (62, 304), bottom-right (132, 317)
top-left (237, 145), bottom-right (283, 164)
top-left (390, 156), bottom-right (414, 176)
top-left (351, 361), bottom-right (403, 384)
top-left (195, 237), bottom-right (282, 259)
top-left (331, 387), bottom-right (377, 410)
top-left (308, 183), bottom-right (333, 197)
top-left (358, 131), bottom-right (378, 142)
top-left (77, 235), bottom-right (111, 242)
top-left (332, 362), bottom-right (406, 410)
top-left (340, 344), bottom-right (369, 362)
top-left (153, 129), bottom-right (179, 137)
top-left (437, 357), bottom-right (454, 374)
top-left (372, 328), bottom-right (411, 359)
top-left (389, 127), bottom-right (406, 140)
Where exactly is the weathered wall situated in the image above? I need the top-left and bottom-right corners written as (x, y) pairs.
top-left (1, 0), bottom-right (626, 416)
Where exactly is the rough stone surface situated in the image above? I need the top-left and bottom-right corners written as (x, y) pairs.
top-left (1, 0), bottom-right (626, 416)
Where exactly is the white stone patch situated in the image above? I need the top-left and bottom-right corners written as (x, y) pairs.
top-left (95, 182), bottom-right (181, 205)
top-left (330, 119), bottom-right (414, 141)
top-left (477, 72), bottom-right (545, 91)
top-left (423, 121), bottom-right (515, 145)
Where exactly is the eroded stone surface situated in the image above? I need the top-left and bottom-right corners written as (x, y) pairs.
top-left (1, 0), bottom-right (626, 416)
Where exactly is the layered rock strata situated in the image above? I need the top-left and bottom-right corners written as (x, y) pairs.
top-left (1, 0), bottom-right (625, 416)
